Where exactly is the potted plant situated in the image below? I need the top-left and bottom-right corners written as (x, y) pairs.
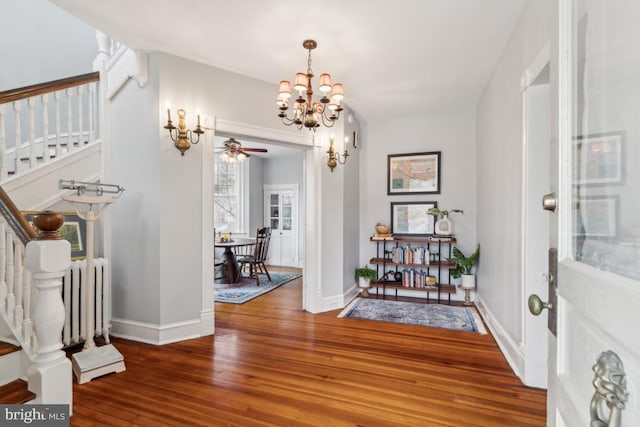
top-left (354, 265), bottom-right (377, 296)
top-left (427, 208), bottom-right (464, 236)
top-left (449, 244), bottom-right (480, 305)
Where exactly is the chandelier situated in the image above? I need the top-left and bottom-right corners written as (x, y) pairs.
top-left (276, 40), bottom-right (344, 131)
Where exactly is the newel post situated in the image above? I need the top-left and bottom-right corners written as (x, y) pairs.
top-left (25, 211), bottom-right (72, 407)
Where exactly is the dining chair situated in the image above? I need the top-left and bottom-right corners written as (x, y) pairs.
top-left (237, 227), bottom-right (272, 285)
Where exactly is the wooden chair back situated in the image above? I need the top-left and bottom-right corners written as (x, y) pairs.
top-left (253, 227), bottom-right (271, 262)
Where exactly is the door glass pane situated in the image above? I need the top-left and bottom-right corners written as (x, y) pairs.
top-left (282, 206), bottom-right (292, 219)
top-left (571, 0), bottom-right (640, 280)
top-left (270, 194), bottom-right (279, 205)
top-left (282, 193), bottom-right (292, 206)
top-left (271, 218), bottom-right (279, 230)
top-left (270, 207), bottom-right (279, 218)
top-left (282, 218), bottom-right (292, 231)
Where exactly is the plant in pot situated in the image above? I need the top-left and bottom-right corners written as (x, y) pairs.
top-left (449, 244), bottom-right (480, 306)
top-left (427, 208), bottom-right (464, 236)
top-left (354, 265), bottom-right (377, 297)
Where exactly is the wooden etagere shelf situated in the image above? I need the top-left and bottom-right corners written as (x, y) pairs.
top-left (368, 235), bottom-right (457, 304)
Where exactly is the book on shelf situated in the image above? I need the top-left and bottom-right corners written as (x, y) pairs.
top-left (372, 233), bottom-right (394, 240)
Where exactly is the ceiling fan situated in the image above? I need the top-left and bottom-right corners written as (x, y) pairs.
top-left (216, 138), bottom-right (267, 162)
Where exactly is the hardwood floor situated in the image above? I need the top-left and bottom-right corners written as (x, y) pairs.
top-left (70, 269), bottom-right (546, 426)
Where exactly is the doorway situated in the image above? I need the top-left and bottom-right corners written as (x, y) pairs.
top-left (264, 184), bottom-right (300, 267)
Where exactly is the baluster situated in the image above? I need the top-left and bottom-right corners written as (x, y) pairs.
top-left (5, 232), bottom-right (14, 317)
top-left (22, 269), bottom-right (32, 347)
top-left (0, 223), bottom-right (6, 311)
top-left (0, 104), bottom-right (7, 180)
top-left (66, 88), bottom-right (73, 152)
top-left (88, 82), bottom-right (96, 144)
top-left (41, 93), bottom-right (50, 162)
top-left (77, 85), bottom-right (84, 148)
top-left (13, 100), bottom-right (22, 175)
top-left (54, 90), bottom-right (62, 157)
top-left (27, 97), bottom-right (36, 169)
top-left (62, 266), bottom-right (71, 346)
top-left (13, 244), bottom-right (23, 330)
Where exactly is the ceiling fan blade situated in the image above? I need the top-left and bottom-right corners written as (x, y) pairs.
top-left (240, 148), bottom-right (268, 153)
top-left (238, 150), bottom-right (252, 158)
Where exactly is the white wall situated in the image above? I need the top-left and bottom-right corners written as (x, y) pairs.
top-left (0, 0), bottom-right (96, 91)
top-left (475, 0), bottom-right (552, 376)
top-left (359, 112), bottom-right (477, 298)
top-left (109, 51), bottom-right (358, 341)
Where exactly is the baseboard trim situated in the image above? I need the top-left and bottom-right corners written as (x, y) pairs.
top-left (111, 311), bottom-right (214, 345)
top-left (475, 296), bottom-right (525, 381)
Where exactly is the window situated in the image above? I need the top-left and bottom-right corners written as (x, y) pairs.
top-left (214, 156), bottom-right (246, 234)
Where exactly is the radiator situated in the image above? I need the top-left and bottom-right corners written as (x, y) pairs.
top-left (61, 258), bottom-right (110, 347)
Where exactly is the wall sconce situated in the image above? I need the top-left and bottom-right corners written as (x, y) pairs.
top-left (327, 136), bottom-right (349, 172)
top-left (164, 108), bottom-right (204, 156)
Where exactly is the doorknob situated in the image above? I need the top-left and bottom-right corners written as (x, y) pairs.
top-left (542, 192), bottom-right (557, 212)
top-left (528, 294), bottom-right (553, 315)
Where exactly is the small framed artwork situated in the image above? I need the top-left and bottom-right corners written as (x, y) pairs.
top-left (22, 211), bottom-right (87, 259)
top-left (573, 132), bottom-right (624, 185)
top-left (573, 196), bottom-right (618, 238)
top-left (388, 151), bottom-right (441, 195)
top-left (390, 201), bottom-right (438, 236)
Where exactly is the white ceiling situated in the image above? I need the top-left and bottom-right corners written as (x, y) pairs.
top-left (51, 0), bottom-right (526, 122)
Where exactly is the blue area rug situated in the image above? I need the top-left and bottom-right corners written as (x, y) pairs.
top-left (338, 298), bottom-right (487, 334)
top-left (215, 272), bottom-right (302, 304)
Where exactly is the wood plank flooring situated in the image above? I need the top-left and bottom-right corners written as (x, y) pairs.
top-left (70, 268), bottom-right (546, 426)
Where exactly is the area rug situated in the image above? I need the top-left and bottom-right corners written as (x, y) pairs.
top-left (338, 298), bottom-right (487, 334)
top-left (215, 272), bottom-right (302, 304)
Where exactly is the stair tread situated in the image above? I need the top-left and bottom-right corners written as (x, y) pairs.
top-left (0, 380), bottom-right (35, 404)
top-left (0, 341), bottom-right (21, 357)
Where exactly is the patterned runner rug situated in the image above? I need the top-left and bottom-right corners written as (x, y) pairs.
top-left (215, 272), bottom-right (302, 304)
top-left (338, 297), bottom-right (487, 334)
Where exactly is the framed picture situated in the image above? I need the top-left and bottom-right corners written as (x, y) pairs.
top-left (388, 151), bottom-right (441, 195)
top-left (573, 196), bottom-right (618, 238)
top-left (390, 201), bottom-right (437, 236)
top-left (573, 132), bottom-right (624, 185)
top-left (22, 211), bottom-right (87, 259)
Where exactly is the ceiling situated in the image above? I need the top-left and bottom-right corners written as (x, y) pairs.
top-left (51, 0), bottom-right (526, 123)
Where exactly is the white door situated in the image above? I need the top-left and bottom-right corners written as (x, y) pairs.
top-left (543, 1), bottom-right (640, 425)
top-left (264, 185), bottom-right (298, 267)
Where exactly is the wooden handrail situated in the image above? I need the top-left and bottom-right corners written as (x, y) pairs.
top-left (0, 185), bottom-right (38, 245)
top-left (0, 72), bottom-right (100, 105)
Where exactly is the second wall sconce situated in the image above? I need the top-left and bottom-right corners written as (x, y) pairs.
top-left (164, 108), bottom-right (204, 156)
top-left (327, 136), bottom-right (349, 172)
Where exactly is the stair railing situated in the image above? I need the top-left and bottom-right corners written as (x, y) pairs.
top-left (0, 72), bottom-right (100, 181)
top-left (0, 185), bottom-right (72, 406)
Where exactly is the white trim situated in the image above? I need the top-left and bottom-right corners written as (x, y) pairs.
top-left (214, 119), bottom-right (313, 147)
top-left (201, 130), bottom-right (215, 332)
top-left (110, 310), bottom-right (214, 345)
top-left (521, 41), bottom-right (551, 91)
top-left (319, 285), bottom-right (360, 313)
top-left (475, 296), bottom-right (525, 381)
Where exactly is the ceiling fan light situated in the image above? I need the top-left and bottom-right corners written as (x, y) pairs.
top-left (318, 73), bottom-right (333, 93)
top-left (330, 83), bottom-right (344, 101)
top-left (238, 152), bottom-right (249, 160)
top-left (293, 73), bottom-right (307, 92)
top-left (278, 81), bottom-right (292, 98)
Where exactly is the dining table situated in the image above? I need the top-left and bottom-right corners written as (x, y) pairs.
top-left (214, 237), bottom-right (256, 283)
